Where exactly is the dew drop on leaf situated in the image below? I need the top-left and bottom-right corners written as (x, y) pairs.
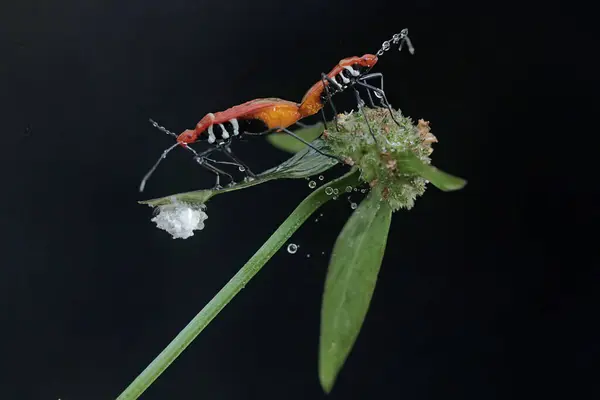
top-left (325, 187), bottom-right (334, 195)
top-left (333, 188), bottom-right (339, 195)
top-left (287, 243), bottom-right (298, 254)
top-left (345, 186), bottom-right (352, 193)
top-left (350, 202), bottom-right (358, 209)
top-left (308, 180), bottom-right (317, 189)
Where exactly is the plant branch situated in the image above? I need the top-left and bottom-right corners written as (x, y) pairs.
top-left (116, 169), bottom-right (360, 400)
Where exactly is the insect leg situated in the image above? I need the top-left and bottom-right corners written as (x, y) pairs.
top-left (181, 144), bottom-right (236, 188)
top-left (195, 157), bottom-right (235, 189)
top-left (358, 72), bottom-right (386, 106)
top-left (242, 127), bottom-right (278, 137)
top-left (278, 127), bottom-right (343, 162)
top-left (319, 108), bottom-right (330, 131)
top-left (321, 73), bottom-right (340, 130)
top-left (352, 88), bottom-right (379, 146)
top-left (220, 146), bottom-right (257, 177)
top-left (355, 79), bottom-right (403, 128)
top-left (364, 85), bottom-right (376, 108)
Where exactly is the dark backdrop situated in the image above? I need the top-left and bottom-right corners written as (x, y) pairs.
top-left (1, 0), bottom-right (597, 399)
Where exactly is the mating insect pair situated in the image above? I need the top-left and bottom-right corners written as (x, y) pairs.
top-left (139, 29), bottom-right (415, 192)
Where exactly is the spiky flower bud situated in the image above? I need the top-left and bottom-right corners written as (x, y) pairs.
top-left (324, 107), bottom-right (438, 211)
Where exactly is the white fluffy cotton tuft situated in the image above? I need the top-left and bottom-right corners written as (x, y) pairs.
top-left (151, 200), bottom-right (208, 239)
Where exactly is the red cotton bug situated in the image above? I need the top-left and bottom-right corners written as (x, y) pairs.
top-left (298, 28), bottom-right (415, 144)
top-left (139, 98), bottom-right (341, 192)
top-left (139, 29), bottom-right (414, 192)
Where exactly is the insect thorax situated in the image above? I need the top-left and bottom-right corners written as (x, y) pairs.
top-left (320, 63), bottom-right (366, 103)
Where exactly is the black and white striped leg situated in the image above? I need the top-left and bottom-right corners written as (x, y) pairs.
top-left (352, 88), bottom-right (379, 147)
top-left (321, 73), bottom-right (340, 130)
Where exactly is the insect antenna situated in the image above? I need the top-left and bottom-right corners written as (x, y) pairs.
top-left (139, 142), bottom-right (180, 192)
top-left (149, 118), bottom-right (178, 138)
top-left (397, 29), bottom-right (415, 55)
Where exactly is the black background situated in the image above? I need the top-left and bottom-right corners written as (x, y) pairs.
top-left (1, 0), bottom-right (598, 399)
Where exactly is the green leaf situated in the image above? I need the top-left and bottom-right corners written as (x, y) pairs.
top-left (266, 122), bottom-right (325, 153)
top-left (118, 169), bottom-right (361, 400)
top-left (139, 138), bottom-right (338, 207)
top-left (319, 189), bottom-right (393, 393)
top-left (399, 151), bottom-right (467, 192)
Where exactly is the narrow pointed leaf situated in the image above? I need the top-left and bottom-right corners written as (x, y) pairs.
top-left (139, 138), bottom-right (338, 207)
top-left (266, 122), bottom-right (325, 153)
top-left (399, 151), bottom-right (467, 191)
top-left (319, 189), bottom-right (392, 393)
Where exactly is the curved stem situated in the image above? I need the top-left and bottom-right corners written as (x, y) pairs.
top-left (116, 169), bottom-right (360, 400)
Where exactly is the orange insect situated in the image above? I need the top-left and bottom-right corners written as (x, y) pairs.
top-left (139, 98), bottom-right (338, 192)
top-left (298, 29), bottom-right (414, 143)
top-left (139, 29), bottom-right (414, 192)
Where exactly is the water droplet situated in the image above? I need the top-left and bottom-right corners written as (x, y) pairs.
top-left (353, 188), bottom-right (358, 192)
top-left (345, 186), bottom-right (352, 193)
top-left (333, 188), bottom-right (339, 195)
top-left (360, 189), bottom-right (366, 193)
top-left (333, 196), bottom-right (338, 200)
top-left (319, 213), bottom-right (323, 217)
top-left (318, 175), bottom-right (324, 181)
top-left (325, 187), bottom-right (333, 195)
top-left (350, 202), bottom-right (358, 209)
top-left (308, 180), bottom-right (317, 189)
top-left (306, 254), bottom-right (311, 258)
top-left (321, 251), bottom-right (325, 255)
top-left (287, 243), bottom-right (298, 254)
top-left (315, 218), bottom-right (319, 222)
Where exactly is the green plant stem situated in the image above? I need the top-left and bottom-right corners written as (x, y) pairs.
top-left (116, 169), bottom-right (360, 400)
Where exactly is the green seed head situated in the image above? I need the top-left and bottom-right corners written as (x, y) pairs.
top-left (324, 107), bottom-right (439, 211)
